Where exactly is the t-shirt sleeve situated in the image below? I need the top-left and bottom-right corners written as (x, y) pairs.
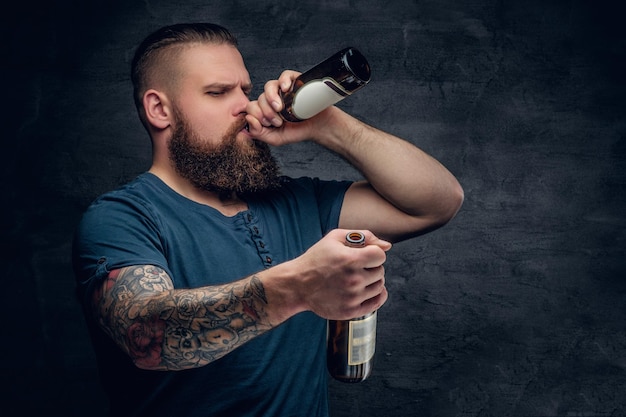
top-left (72, 192), bottom-right (171, 305)
top-left (309, 177), bottom-right (353, 233)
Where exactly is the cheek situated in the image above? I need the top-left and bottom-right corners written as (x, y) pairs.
top-left (187, 110), bottom-right (228, 138)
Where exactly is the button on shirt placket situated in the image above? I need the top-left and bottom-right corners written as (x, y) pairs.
top-left (244, 211), bottom-right (272, 267)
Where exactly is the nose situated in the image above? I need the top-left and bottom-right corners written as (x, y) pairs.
top-left (233, 88), bottom-right (251, 116)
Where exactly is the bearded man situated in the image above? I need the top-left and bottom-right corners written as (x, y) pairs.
top-left (73, 23), bottom-right (463, 417)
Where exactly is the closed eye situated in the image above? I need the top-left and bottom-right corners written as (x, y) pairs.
top-left (204, 82), bottom-right (253, 97)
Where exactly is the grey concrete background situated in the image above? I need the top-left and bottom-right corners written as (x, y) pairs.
top-left (2, 0), bottom-right (625, 416)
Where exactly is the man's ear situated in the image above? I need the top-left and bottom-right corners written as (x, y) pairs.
top-left (143, 89), bottom-right (172, 130)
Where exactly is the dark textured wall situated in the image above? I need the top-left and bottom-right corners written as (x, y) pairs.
top-left (3, 1), bottom-right (625, 416)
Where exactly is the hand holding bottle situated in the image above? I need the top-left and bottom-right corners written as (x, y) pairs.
top-left (245, 70), bottom-right (320, 146)
top-left (290, 229), bottom-right (391, 321)
top-left (327, 231), bottom-right (382, 383)
top-left (245, 47), bottom-right (371, 146)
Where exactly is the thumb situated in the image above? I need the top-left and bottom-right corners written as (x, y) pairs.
top-left (347, 230), bottom-right (392, 251)
top-left (368, 235), bottom-right (392, 252)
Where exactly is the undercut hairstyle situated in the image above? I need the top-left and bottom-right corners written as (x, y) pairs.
top-left (130, 23), bottom-right (239, 128)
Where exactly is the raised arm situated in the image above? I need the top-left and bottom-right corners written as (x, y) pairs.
top-left (245, 71), bottom-right (463, 243)
top-left (318, 107), bottom-right (464, 242)
top-left (91, 230), bottom-right (391, 371)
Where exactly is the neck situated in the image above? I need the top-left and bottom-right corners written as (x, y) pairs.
top-left (148, 165), bottom-right (248, 217)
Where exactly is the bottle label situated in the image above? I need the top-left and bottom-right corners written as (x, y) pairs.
top-left (291, 78), bottom-right (349, 120)
top-left (348, 312), bottom-right (377, 365)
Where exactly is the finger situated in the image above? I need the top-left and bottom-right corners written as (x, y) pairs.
top-left (244, 114), bottom-right (288, 147)
top-left (245, 99), bottom-right (263, 121)
top-left (257, 94), bottom-right (283, 127)
top-left (278, 70), bottom-right (301, 92)
top-left (360, 287), bottom-right (388, 313)
top-left (263, 79), bottom-right (285, 113)
top-left (245, 114), bottom-right (268, 137)
top-left (361, 230), bottom-right (392, 251)
top-left (357, 245), bottom-right (388, 269)
top-left (246, 114), bottom-right (278, 141)
top-left (266, 70), bottom-right (302, 112)
top-left (343, 281), bottom-right (388, 318)
top-left (362, 265), bottom-right (385, 289)
top-left (256, 96), bottom-right (273, 127)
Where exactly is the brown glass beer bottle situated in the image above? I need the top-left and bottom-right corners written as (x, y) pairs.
top-left (327, 231), bottom-right (377, 383)
top-left (279, 47), bottom-right (371, 122)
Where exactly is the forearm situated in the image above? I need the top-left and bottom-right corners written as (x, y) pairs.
top-left (314, 107), bottom-right (464, 230)
top-left (95, 266), bottom-right (281, 371)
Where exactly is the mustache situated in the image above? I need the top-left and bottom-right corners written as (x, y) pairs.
top-left (219, 117), bottom-right (249, 143)
top-left (232, 117), bottom-right (248, 134)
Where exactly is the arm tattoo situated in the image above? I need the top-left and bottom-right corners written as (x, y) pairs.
top-left (93, 265), bottom-right (272, 370)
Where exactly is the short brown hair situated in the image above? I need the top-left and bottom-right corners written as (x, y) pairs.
top-left (131, 23), bottom-right (238, 126)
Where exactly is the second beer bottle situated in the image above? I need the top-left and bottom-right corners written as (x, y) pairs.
top-left (326, 231), bottom-right (377, 383)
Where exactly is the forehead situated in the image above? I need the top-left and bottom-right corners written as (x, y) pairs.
top-left (176, 43), bottom-right (250, 85)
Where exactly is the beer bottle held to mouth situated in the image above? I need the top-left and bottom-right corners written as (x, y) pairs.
top-left (279, 47), bottom-right (371, 122)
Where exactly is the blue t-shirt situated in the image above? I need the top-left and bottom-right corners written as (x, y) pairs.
top-left (73, 173), bottom-right (351, 417)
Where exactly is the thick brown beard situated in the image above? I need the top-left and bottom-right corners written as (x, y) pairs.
top-left (168, 109), bottom-right (282, 199)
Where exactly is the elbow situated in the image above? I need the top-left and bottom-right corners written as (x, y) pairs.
top-left (432, 181), bottom-right (464, 228)
top-left (449, 182), bottom-right (465, 219)
top-left (400, 183), bottom-right (464, 241)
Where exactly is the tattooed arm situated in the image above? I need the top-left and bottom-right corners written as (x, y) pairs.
top-left (91, 229), bottom-right (392, 371)
top-left (92, 265), bottom-right (273, 371)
